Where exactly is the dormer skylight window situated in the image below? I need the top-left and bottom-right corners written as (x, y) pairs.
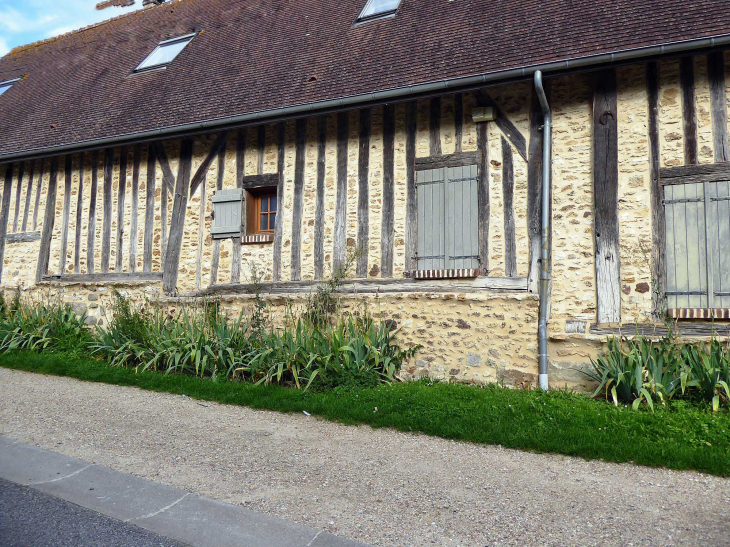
top-left (134, 34), bottom-right (195, 73)
top-left (0, 78), bottom-right (20, 97)
top-left (357, 0), bottom-right (402, 21)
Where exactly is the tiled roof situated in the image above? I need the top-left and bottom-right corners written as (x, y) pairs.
top-left (0, 0), bottom-right (729, 158)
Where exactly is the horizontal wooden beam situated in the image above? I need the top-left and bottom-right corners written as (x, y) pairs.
top-left (41, 272), bottom-right (163, 284)
top-left (659, 162), bottom-right (730, 185)
top-left (415, 151), bottom-right (480, 170)
top-left (242, 173), bottom-right (279, 190)
top-left (590, 322), bottom-right (730, 338)
top-left (6, 231), bottom-right (40, 244)
top-left (183, 275), bottom-right (528, 298)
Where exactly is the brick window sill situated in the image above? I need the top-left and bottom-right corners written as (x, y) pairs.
top-left (405, 268), bottom-right (480, 280)
top-left (668, 308), bottom-right (730, 320)
top-left (242, 234), bottom-right (274, 244)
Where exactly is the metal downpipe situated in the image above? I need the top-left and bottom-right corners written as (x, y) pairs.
top-left (534, 71), bottom-right (551, 391)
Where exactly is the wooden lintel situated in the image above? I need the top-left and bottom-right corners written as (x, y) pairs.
top-left (242, 173), bottom-right (279, 190)
top-left (660, 162), bottom-right (730, 185)
top-left (414, 151), bottom-right (480, 170)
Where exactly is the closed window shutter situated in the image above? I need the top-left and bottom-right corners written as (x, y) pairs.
top-left (416, 165), bottom-right (479, 271)
top-left (211, 188), bottom-right (243, 239)
top-left (704, 181), bottom-right (730, 308)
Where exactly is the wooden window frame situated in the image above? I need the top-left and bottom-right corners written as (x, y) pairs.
top-left (245, 186), bottom-right (277, 237)
top-left (255, 192), bottom-right (277, 234)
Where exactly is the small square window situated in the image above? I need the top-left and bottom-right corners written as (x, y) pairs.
top-left (358, 0), bottom-right (402, 21)
top-left (134, 34), bottom-right (195, 73)
top-left (0, 78), bottom-right (20, 97)
top-left (257, 193), bottom-right (277, 233)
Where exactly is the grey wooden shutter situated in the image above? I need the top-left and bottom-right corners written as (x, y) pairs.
top-left (416, 165), bottom-right (479, 271)
top-left (211, 188), bottom-right (243, 239)
top-left (705, 180), bottom-right (730, 308)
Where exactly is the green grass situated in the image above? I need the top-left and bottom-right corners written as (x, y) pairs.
top-left (2, 350), bottom-right (730, 477)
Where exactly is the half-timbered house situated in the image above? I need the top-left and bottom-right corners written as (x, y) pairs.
top-left (2, 0), bottom-right (730, 388)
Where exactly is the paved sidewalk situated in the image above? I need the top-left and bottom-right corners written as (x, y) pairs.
top-left (0, 437), bottom-right (364, 547)
top-left (1, 368), bottom-right (730, 546)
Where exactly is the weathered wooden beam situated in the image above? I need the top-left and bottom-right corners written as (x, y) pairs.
top-left (659, 162), bottom-right (730, 184)
top-left (74, 152), bottom-right (85, 274)
top-left (186, 275), bottom-right (529, 298)
top-left (414, 151), bottom-right (480, 170)
top-left (209, 148), bottom-right (225, 286)
top-left (129, 145), bottom-right (141, 273)
top-left (405, 101), bottom-right (417, 273)
top-left (257, 124), bottom-right (266, 175)
top-left (272, 122), bottom-right (286, 281)
top-left (647, 62), bottom-right (666, 318)
top-left (290, 119), bottom-right (307, 282)
top-left (36, 158), bottom-right (58, 283)
top-left (87, 151), bottom-right (99, 273)
top-left (231, 128), bottom-right (246, 284)
top-left (196, 164), bottom-right (206, 291)
top-left (152, 142), bottom-right (176, 194)
top-left (162, 138), bottom-right (193, 294)
top-left (381, 104), bottom-right (395, 278)
top-left (21, 161), bottom-right (35, 232)
top-left (454, 93), bottom-right (463, 154)
top-left (590, 322), bottom-right (730, 338)
top-left (680, 56), bottom-right (698, 165)
top-left (502, 137), bottom-right (517, 277)
top-left (333, 112), bottom-right (349, 272)
top-left (314, 116), bottom-right (327, 280)
top-left (32, 160), bottom-right (44, 231)
top-left (357, 108), bottom-right (371, 278)
top-left (6, 231), bottom-right (40, 244)
top-left (12, 162), bottom-right (24, 233)
top-left (476, 93), bottom-right (489, 274)
top-left (527, 83), bottom-right (548, 293)
top-left (142, 146), bottom-right (156, 273)
top-left (242, 173), bottom-right (278, 189)
top-left (593, 69), bottom-right (622, 324)
top-left (708, 52), bottom-right (730, 163)
top-left (58, 155), bottom-right (73, 275)
top-left (42, 272), bottom-right (163, 284)
top-left (0, 163), bottom-right (13, 283)
top-left (101, 148), bottom-right (114, 273)
top-left (479, 91), bottom-right (528, 161)
top-left (429, 97), bottom-right (442, 156)
top-left (189, 131), bottom-right (229, 198)
top-left (115, 146), bottom-right (128, 272)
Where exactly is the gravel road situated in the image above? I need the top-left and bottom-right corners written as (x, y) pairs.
top-left (1, 368), bottom-right (729, 546)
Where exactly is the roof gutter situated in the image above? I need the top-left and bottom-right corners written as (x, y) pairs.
top-left (3, 33), bottom-right (730, 162)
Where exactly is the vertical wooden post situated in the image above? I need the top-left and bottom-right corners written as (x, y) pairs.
top-left (647, 62), bottom-right (666, 318)
top-left (272, 122), bottom-right (286, 281)
top-left (143, 145), bottom-right (155, 273)
top-left (163, 138), bottom-right (193, 294)
top-left (58, 155), bottom-right (73, 275)
top-left (12, 162), bottom-right (24, 233)
top-left (196, 170), bottom-right (206, 290)
top-left (405, 101), bottom-right (417, 273)
top-left (527, 84), bottom-right (549, 293)
top-left (502, 137), bottom-right (517, 277)
top-left (333, 113), bottom-right (349, 272)
top-left (74, 152), bottom-right (85, 274)
top-left (32, 161), bottom-right (44, 231)
top-left (429, 97), bottom-right (442, 156)
top-left (231, 128), bottom-right (246, 284)
top-left (36, 158), bottom-right (58, 283)
top-left (129, 145), bottom-right (141, 273)
top-left (314, 116), bottom-right (327, 280)
top-left (356, 108), bottom-right (371, 278)
top-left (454, 93), bottom-right (463, 154)
top-left (680, 56), bottom-right (698, 165)
top-left (209, 148), bottom-right (225, 286)
top-left (593, 69), bottom-right (622, 324)
top-left (290, 119), bottom-right (307, 282)
top-left (21, 161), bottom-right (35, 233)
top-left (476, 91), bottom-right (490, 274)
top-left (0, 163), bottom-right (14, 283)
top-left (115, 146), bottom-right (128, 272)
top-left (257, 125), bottom-right (266, 175)
top-left (381, 104), bottom-right (395, 278)
top-left (101, 148), bottom-right (114, 273)
top-left (87, 151), bottom-right (99, 273)
top-left (708, 52), bottom-right (729, 163)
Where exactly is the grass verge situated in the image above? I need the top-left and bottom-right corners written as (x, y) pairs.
top-left (1, 350), bottom-right (729, 477)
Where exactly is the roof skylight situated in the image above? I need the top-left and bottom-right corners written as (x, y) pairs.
top-left (358, 0), bottom-right (402, 21)
top-left (134, 34), bottom-right (195, 73)
top-left (0, 78), bottom-right (20, 97)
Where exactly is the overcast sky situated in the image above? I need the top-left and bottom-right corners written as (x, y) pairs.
top-left (0, 0), bottom-right (141, 57)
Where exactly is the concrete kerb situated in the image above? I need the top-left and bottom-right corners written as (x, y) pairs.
top-left (0, 435), bottom-right (367, 547)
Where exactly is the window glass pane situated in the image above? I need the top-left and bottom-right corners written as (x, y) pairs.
top-left (270, 196), bottom-right (277, 212)
top-left (136, 37), bottom-right (193, 70)
top-left (0, 83), bottom-right (14, 96)
top-left (360, 0), bottom-right (401, 18)
top-left (260, 197), bottom-right (268, 213)
top-left (260, 214), bottom-right (268, 231)
top-left (270, 213), bottom-right (276, 230)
